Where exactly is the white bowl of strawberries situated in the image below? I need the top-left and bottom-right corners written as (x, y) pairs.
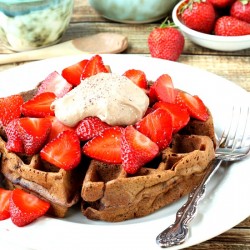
top-left (172, 0), bottom-right (250, 51)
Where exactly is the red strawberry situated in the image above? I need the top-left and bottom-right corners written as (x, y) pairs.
top-left (61, 59), bottom-right (89, 86)
top-left (21, 92), bottom-right (56, 118)
top-left (5, 119), bottom-right (24, 153)
top-left (153, 102), bottom-right (190, 133)
top-left (148, 74), bottom-right (176, 104)
top-left (135, 108), bottom-right (173, 150)
top-left (82, 126), bottom-right (123, 164)
top-left (0, 94), bottom-right (23, 126)
top-left (214, 15), bottom-right (250, 35)
top-left (37, 71), bottom-right (73, 98)
top-left (81, 55), bottom-right (109, 80)
top-left (19, 117), bottom-right (52, 155)
top-left (9, 189), bottom-right (50, 227)
top-left (148, 20), bottom-right (184, 61)
top-left (230, 0), bottom-right (250, 23)
top-left (175, 90), bottom-right (209, 121)
top-left (123, 69), bottom-right (148, 89)
top-left (208, 0), bottom-right (236, 8)
top-left (40, 130), bottom-right (81, 170)
top-left (0, 188), bottom-right (12, 220)
top-left (121, 126), bottom-right (159, 174)
top-left (144, 107), bottom-right (155, 116)
top-left (148, 84), bottom-right (158, 104)
top-left (76, 116), bottom-right (110, 141)
top-left (47, 116), bottom-right (75, 142)
top-left (178, 0), bottom-right (216, 34)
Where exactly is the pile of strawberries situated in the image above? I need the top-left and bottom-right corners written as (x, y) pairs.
top-left (147, 0), bottom-right (250, 62)
top-left (178, 0), bottom-right (250, 36)
top-left (0, 54), bottom-right (209, 226)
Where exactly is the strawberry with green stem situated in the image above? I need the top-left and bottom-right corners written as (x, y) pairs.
top-left (178, 0), bottom-right (216, 34)
top-left (148, 18), bottom-right (185, 61)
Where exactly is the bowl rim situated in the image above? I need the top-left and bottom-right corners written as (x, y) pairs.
top-left (172, 0), bottom-right (250, 42)
top-left (88, 0), bottom-right (180, 24)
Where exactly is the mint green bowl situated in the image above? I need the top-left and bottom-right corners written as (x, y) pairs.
top-left (89, 0), bottom-right (180, 24)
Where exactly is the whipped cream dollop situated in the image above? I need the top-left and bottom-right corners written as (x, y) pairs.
top-left (51, 73), bottom-right (149, 127)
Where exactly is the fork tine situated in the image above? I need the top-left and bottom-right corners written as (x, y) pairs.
top-left (233, 106), bottom-right (250, 150)
top-left (219, 106), bottom-right (236, 148)
top-left (230, 105), bottom-right (250, 160)
top-left (231, 106), bottom-right (244, 150)
top-left (217, 106), bottom-right (250, 160)
top-left (242, 106), bottom-right (250, 155)
top-left (226, 106), bottom-right (239, 149)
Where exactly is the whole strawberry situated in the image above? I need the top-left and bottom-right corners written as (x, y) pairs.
top-left (178, 0), bottom-right (216, 34)
top-left (208, 0), bottom-right (236, 8)
top-left (214, 15), bottom-right (250, 35)
top-left (230, 0), bottom-right (250, 23)
top-left (148, 20), bottom-right (184, 61)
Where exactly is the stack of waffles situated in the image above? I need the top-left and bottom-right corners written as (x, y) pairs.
top-left (0, 55), bottom-right (216, 222)
top-left (0, 108), bottom-right (216, 221)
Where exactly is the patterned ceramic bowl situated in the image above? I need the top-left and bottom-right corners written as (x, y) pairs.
top-left (0, 0), bottom-right (74, 51)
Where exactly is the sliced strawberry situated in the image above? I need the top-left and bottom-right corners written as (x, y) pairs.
top-left (175, 90), bottom-right (209, 122)
top-left (149, 74), bottom-right (176, 104)
top-left (144, 107), bottom-right (155, 116)
top-left (153, 101), bottom-right (190, 133)
top-left (47, 116), bottom-right (75, 142)
top-left (82, 126), bottom-right (123, 164)
top-left (81, 55), bottom-right (109, 80)
top-left (37, 71), bottom-right (73, 97)
top-left (123, 69), bottom-right (148, 89)
top-left (121, 126), bottom-right (159, 174)
top-left (40, 130), bottom-right (81, 170)
top-left (0, 94), bottom-right (24, 126)
top-left (5, 118), bottom-right (24, 153)
top-left (76, 116), bottom-right (110, 141)
top-left (21, 92), bottom-right (56, 118)
top-left (148, 83), bottom-right (158, 104)
top-left (135, 108), bottom-right (172, 150)
top-left (0, 188), bottom-right (12, 220)
top-left (61, 59), bottom-right (89, 86)
top-left (19, 117), bottom-right (52, 155)
top-left (9, 189), bottom-right (50, 227)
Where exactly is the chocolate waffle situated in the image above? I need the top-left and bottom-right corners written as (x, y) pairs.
top-left (0, 137), bottom-right (85, 217)
top-left (81, 114), bottom-right (216, 222)
top-left (0, 110), bottom-right (215, 221)
top-left (0, 67), bottom-right (216, 222)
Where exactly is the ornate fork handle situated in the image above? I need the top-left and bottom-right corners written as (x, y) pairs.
top-left (156, 158), bottom-right (222, 248)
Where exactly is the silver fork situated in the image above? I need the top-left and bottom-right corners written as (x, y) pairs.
top-left (156, 106), bottom-right (250, 248)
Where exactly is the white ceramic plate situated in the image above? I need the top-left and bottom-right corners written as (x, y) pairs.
top-left (0, 54), bottom-right (249, 250)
